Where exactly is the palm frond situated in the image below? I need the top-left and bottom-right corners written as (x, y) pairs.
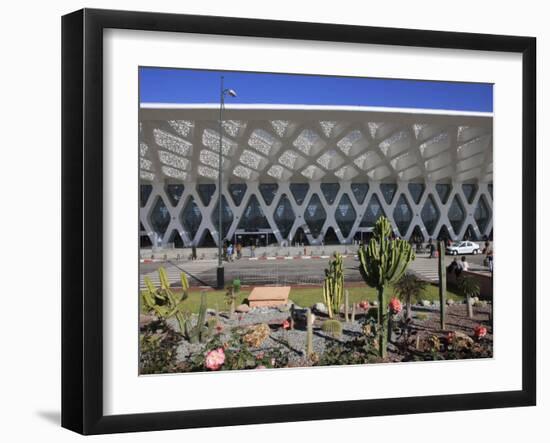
top-left (457, 275), bottom-right (480, 298)
top-left (393, 272), bottom-right (428, 300)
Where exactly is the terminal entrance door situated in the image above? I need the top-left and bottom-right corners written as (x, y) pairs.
top-left (292, 227), bottom-right (310, 246)
top-left (234, 231), bottom-right (270, 248)
top-left (323, 227), bottom-right (339, 245)
top-left (354, 228), bottom-right (374, 245)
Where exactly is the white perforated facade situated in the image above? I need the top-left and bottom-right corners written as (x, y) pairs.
top-left (138, 105), bottom-right (493, 247)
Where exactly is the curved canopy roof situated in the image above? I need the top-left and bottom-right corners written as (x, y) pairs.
top-left (139, 104), bottom-right (493, 184)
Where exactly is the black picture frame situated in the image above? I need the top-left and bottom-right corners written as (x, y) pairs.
top-left (62, 8), bottom-right (536, 435)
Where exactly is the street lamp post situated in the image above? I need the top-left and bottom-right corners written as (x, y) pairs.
top-left (217, 76), bottom-right (237, 289)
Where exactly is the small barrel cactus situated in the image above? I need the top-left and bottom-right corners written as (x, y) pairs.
top-left (321, 319), bottom-right (343, 338)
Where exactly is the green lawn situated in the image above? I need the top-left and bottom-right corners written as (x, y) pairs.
top-left (142, 284), bottom-right (463, 314)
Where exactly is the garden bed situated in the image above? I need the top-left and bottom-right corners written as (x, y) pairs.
top-left (140, 300), bottom-right (493, 374)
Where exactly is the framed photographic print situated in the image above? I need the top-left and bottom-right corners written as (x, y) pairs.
top-left (61, 8), bottom-right (536, 435)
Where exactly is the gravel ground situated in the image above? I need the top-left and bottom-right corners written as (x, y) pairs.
top-left (172, 304), bottom-right (293, 361)
top-left (172, 302), bottom-right (367, 363)
top-left (169, 300), bottom-right (493, 366)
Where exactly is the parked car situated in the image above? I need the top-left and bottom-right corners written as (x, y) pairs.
top-left (446, 241), bottom-right (480, 255)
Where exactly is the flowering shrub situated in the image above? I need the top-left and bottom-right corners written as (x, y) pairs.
top-left (388, 297), bottom-right (402, 314)
top-left (182, 329), bottom-right (289, 372)
top-left (426, 335), bottom-right (442, 357)
top-left (474, 325), bottom-right (488, 339)
top-left (205, 348), bottom-right (226, 370)
top-left (243, 323), bottom-right (271, 347)
top-left (446, 331), bottom-right (455, 345)
top-left (410, 330), bottom-right (492, 362)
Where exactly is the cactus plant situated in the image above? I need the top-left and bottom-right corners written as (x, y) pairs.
top-left (158, 266), bottom-right (170, 291)
top-left (181, 272), bottom-right (189, 292)
top-left (437, 240), bottom-right (447, 329)
top-left (358, 216), bottom-right (415, 358)
top-left (225, 279), bottom-right (241, 318)
top-left (232, 278), bottom-right (241, 293)
top-left (323, 253), bottom-right (345, 318)
top-left (344, 289), bottom-right (349, 321)
top-left (140, 267), bottom-right (189, 333)
top-left (306, 308), bottom-right (314, 358)
top-left (183, 291), bottom-right (213, 343)
top-left (321, 319), bottom-right (343, 338)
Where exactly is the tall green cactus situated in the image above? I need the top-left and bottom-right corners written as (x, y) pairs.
top-left (158, 266), bottom-right (171, 291)
top-left (141, 267), bottom-right (189, 333)
top-left (344, 289), bottom-right (349, 321)
top-left (358, 216), bottom-right (415, 358)
top-left (323, 253), bottom-right (344, 318)
top-left (183, 291), bottom-right (213, 343)
top-left (306, 308), bottom-right (314, 358)
top-left (181, 272), bottom-right (189, 292)
top-left (437, 240), bottom-right (447, 329)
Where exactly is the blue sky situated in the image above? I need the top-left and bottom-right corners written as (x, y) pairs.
top-left (139, 67), bottom-right (493, 113)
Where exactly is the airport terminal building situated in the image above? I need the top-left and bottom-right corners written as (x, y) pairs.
top-left (138, 104), bottom-right (493, 248)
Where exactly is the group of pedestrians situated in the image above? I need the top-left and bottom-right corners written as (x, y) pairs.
top-left (421, 236), bottom-right (494, 274)
top-left (223, 242), bottom-right (243, 262)
top-left (447, 255), bottom-right (469, 277)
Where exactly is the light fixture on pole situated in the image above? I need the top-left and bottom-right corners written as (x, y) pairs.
top-left (217, 76), bottom-right (237, 289)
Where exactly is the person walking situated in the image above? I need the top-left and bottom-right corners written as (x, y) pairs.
top-left (483, 241), bottom-right (493, 272)
top-left (428, 238), bottom-right (435, 258)
top-left (226, 243), bottom-right (233, 262)
top-left (447, 257), bottom-right (461, 278)
top-left (414, 235), bottom-right (423, 253)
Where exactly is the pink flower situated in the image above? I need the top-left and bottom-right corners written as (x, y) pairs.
top-left (282, 320), bottom-right (290, 330)
top-left (205, 348), bottom-right (225, 371)
top-left (388, 297), bottom-right (402, 314)
top-left (358, 300), bottom-right (370, 310)
top-left (474, 325), bottom-right (487, 339)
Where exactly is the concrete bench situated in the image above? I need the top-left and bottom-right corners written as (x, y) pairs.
top-left (248, 286), bottom-right (291, 308)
